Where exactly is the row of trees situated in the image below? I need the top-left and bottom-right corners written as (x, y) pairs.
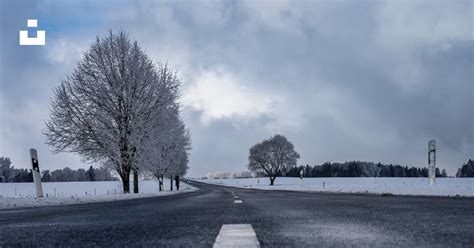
top-left (0, 157), bottom-right (35, 182)
top-left (456, 159), bottom-right (474, 177)
top-left (44, 31), bottom-right (190, 193)
top-left (41, 166), bottom-right (117, 182)
top-left (247, 135), bottom-right (471, 185)
top-left (1, 157), bottom-right (117, 182)
top-left (283, 162), bottom-right (448, 178)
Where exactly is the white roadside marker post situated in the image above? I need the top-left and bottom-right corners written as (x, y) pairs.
top-left (428, 139), bottom-right (436, 186)
top-left (300, 169), bottom-right (304, 188)
top-left (29, 148), bottom-right (44, 197)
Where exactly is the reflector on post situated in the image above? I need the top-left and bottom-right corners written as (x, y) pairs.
top-left (29, 148), bottom-right (44, 197)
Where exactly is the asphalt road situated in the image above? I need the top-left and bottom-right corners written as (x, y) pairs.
top-left (0, 181), bottom-right (473, 247)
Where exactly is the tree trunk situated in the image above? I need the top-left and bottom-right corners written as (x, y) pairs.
top-left (269, 177), bottom-right (275, 186)
top-left (170, 177), bottom-right (173, 191)
top-left (175, 176), bottom-right (180, 190)
top-left (158, 176), bottom-right (164, 191)
top-left (133, 169), bottom-right (139, 194)
top-left (120, 171), bottom-right (131, 193)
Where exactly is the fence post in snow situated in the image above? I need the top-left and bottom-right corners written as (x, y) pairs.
top-left (29, 148), bottom-right (44, 197)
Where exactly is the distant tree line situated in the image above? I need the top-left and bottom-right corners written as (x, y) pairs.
top-left (456, 159), bottom-right (474, 177)
top-left (0, 157), bottom-right (32, 182)
top-left (0, 157), bottom-right (117, 182)
top-left (41, 166), bottom-right (117, 182)
top-left (283, 161), bottom-right (449, 178)
top-left (207, 171), bottom-right (253, 179)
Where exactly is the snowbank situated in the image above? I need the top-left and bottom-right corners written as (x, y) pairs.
top-left (196, 177), bottom-right (474, 197)
top-left (0, 180), bottom-right (197, 209)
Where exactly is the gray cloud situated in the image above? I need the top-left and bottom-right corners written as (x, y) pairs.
top-left (0, 0), bottom-right (472, 176)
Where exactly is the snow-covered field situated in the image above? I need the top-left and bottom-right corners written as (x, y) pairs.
top-left (197, 177), bottom-right (474, 197)
top-left (0, 180), bottom-right (197, 209)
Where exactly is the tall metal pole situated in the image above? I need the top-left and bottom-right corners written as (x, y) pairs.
top-left (29, 148), bottom-right (44, 197)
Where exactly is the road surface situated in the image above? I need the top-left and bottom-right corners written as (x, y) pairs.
top-left (1, 181), bottom-right (473, 247)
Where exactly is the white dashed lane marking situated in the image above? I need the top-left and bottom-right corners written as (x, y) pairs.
top-left (234, 196), bottom-right (239, 199)
top-left (213, 224), bottom-right (260, 248)
top-left (234, 200), bottom-right (243, 204)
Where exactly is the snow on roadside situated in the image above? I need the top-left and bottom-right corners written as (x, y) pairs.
top-left (0, 180), bottom-right (198, 209)
top-left (196, 177), bottom-right (474, 197)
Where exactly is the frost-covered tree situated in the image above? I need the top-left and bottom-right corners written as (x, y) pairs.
top-left (173, 147), bottom-right (190, 191)
top-left (164, 123), bottom-right (190, 191)
top-left (44, 31), bottom-right (181, 193)
top-left (167, 145), bottom-right (190, 191)
top-left (248, 134), bottom-right (300, 185)
top-left (141, 106), bottom-right (190, 191)
top-left (0, 157), bottom-right (13, 182)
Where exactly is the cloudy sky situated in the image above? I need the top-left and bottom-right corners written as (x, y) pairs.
top-left (0, 0), bottom-right (472, 177)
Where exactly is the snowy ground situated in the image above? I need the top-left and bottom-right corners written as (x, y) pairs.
top-left (0, 179), bottom-right (197, 209)
top-left (196, 177), bottom-right (474, 197)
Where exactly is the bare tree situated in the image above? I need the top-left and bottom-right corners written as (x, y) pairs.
top-left (165, 124), bottom-right (190, 191)
top-left (44, 31), bottom-right (180, 193)
top-left (168, 144), bottom-right (190, 191)
top-left (141, 107), bottom-right (190, 191)
top-left (248, 134), bottom-right (300, 185)
top-left (173, 147), bottom-right (190, 191)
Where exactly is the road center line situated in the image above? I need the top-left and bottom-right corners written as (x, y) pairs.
top-left (234, 200), bottom-right (243, 204)
top-left (213, 224), bottom-right (260, 248)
